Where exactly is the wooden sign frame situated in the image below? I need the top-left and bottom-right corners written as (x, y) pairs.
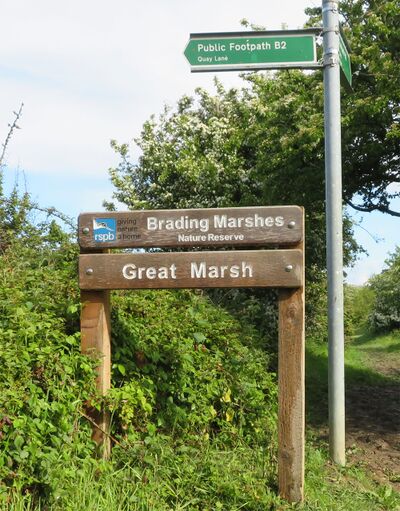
top-left (78, 206), bottom-right (305, 503)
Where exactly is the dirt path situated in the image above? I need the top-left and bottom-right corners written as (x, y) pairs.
top-left (345, 380), bottom-right (400, 491)
top-left (343, 336), bottom-right (400, 491)
top-left (308, 343), bottom-right (400, 491)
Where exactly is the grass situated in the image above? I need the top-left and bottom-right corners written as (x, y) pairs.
top-left (346, 329), bottom-right (400, 381)
top-left (1, 441), bottom-right (280, 511)
top-left (2, 440), bottom-right (400, 511)
top-left (303, 446), bottom-right (400, 511)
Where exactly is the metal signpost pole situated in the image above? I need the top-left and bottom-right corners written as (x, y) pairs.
top-left (322, 0), bottom-right (346, 465)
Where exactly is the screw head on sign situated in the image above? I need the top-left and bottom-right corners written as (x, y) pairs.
top-left (287, 221), bottom-right (296, 229)
top-left (82, 227), bottom-right (90, 235)
top-left (285, 265), bottom-right (293, 272)
top-left (86, 268), bottom-right (94, 276)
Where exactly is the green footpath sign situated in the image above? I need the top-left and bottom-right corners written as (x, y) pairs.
top-left (184, 30), bottom-right (320, 72)
top-left (339, 30), bottom-right (352, 89)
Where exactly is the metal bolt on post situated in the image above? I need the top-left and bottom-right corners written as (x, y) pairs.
top-left (322, 0), bottom-right (346, 466)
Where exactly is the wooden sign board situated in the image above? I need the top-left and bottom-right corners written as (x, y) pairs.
top-left (78, 206), bottom-right (303, 249)
top-left (79, 204), bottom-right (305, 503)
top-left (79, 250), bottom-right (303, 290)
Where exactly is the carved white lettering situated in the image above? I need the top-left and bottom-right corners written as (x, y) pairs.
top-left (122, 264), bottom-right (177, 280)
top-left (190, 261), bottom-right (253, 279)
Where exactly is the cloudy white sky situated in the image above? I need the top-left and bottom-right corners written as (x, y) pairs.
top-left (1, 0), bottom-right (398, 284)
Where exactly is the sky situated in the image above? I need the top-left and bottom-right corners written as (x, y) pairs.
top-left (0, 0), bottom-right (398, 285)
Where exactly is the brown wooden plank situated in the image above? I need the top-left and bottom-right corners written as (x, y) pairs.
top-left (278, 235), bottom-right (305, 501)
top-left (81, 289), bottom-right (111, 458)
top-left (79, 250), bottom-right (303, 290)
top-left (78, 206), bottom-right (303, 249)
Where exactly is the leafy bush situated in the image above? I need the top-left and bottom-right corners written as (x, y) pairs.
top-left (109, 289), bottom-right (277, 445)
top-left (0, 229), bottom-right (99, 504)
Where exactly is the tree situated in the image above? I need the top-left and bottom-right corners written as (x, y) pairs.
top-left (107, 72), bottom-right (365, 342)
top-left (369, 247), bottom-right (400, 331)
top-left (108, 73), bottom-right (360, 275)
top-left (108, 1), bottom-right (399, 273)
top-left (306, 0), bottom-right (400, 216)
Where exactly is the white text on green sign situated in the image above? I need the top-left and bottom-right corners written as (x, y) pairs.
top-left (184, 30), bottom-right (320, 72)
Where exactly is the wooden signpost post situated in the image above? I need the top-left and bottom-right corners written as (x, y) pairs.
top-left (78, 205), bottom-right (305, 503)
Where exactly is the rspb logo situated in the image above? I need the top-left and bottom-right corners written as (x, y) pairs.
top-left (93, 218), bottom-right (116, 242)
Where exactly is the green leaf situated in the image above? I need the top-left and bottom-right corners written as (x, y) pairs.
top-left (193, 332), bottom-right (206, 343)
top-left (14, 435), bottom-right (24, 450)
top-left (117, 364), bottom-right (126, 376)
